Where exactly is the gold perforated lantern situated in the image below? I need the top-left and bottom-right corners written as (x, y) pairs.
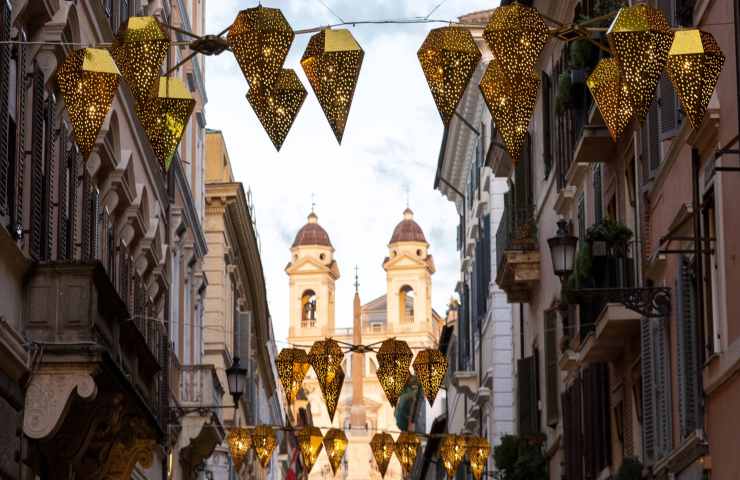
top-left (308, 338), bottom-right (345, 421)
top-left (417, 26), bottom-right (482, 125)
top-left (587, 58), bottom-right (634, 141)
top-left (57, 48), bottom-right (121, 160)
top-left (296, 426), bottom-right (324, 474)
top-left (480, 61), bottom-right (539, 164)
top-left (226, 428), bottom-right (252, 470)
top-left (666, 29), bottom-right (725, 129)
top-left (395, 432), bottom-right (420, 477)
top-left (439, 435), bottom-right (466, 479)
top-left (301, 28), bottom-right (364, 144)
top-left (412, 348), bottom-right (448, 406)
top-left (483, 3), bottom-right (549, 82)
top-left (247, 69), bottom-right (307, 151)
top-left (227, 6), bottom-right (294, 90)
top-left (370, 432), bottom-right (396, 478)
top-left (276, 347), bottom-right (310, 404)
top-left (607, 4), bottom-right (674, 123)
top-left (251, 426), bottom-right (277, 468)
top-left (323, 428), bottom-right (348, 475)
top-left (135, 77), bottom-right (195, 170)
top-left (376, 339), bottom-right (413, 407)
top-left (111, 16), bottom-right (169, 102)
top-left (466, 436), bottom-right (491, 480)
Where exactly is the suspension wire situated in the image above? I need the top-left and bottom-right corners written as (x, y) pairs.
top-left (314, 0), bottom-right (345, 24)
top-left (231, 422), bottom-right (474, 439)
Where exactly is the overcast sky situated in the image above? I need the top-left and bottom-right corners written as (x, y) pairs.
top-left (204, 1), bottom-right (496, 344)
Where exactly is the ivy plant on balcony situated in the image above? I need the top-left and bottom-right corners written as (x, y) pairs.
top-left (493, 434), bottom-right (548, 480)
top-left (563, 242), bottom-right (593, 304)
top-left (586, 218), bottom-right (633, 256)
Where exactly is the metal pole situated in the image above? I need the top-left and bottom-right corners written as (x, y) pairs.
top-left (691, 148), bottom-right (706, 423)
top-left (736, 0), bottom-right (740, 146)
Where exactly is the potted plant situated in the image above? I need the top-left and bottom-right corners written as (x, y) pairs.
top-left (615, 457), bottom-right (644, 480)
top-left (586, 218), bottom-right (633, 257)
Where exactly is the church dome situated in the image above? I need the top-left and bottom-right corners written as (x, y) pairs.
top-left (292, 212), bottom-right (332, 247)
top-left (389, 208), bottom-right (427, 244)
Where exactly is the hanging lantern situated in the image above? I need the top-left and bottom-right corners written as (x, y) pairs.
top-left (370, 432), bottom-right (396, 478)
top-left (251, 425), bottom-right (277, 468)
top-left (56, 48), bottom-right (121, 160)
top-left (395, 432), bottom-right (420, 477)
top-left (300, 28), bottom-right (364, 144)
top-left (412, 348), bottom-right (448, 406)
top-left (665, 29), bottom-right (725, 129)
top-left (227, 6), bottom-right (294, 90)
top-left (466, 436), bottom-right (491, 480)
top-left (296, 426), bottom-right (324, 474)
top-left (308, 338), bottom-right (345, 421)
top-left (247, 68), bottom-right (307, 151)
top-left (607, 3), bottom-right (674, 123)
top-left (417, 26), bottom-right (482, 125)
top-left (587, 58), bottom-right (634, 141)
top-left (276, 347), bottom-right (310, 404)
top-left (375, 338), bottom-right (413, 407)
top-left (111, 16), bottom-right (169, 102)
top-left (479, 61), bottom-right (539, 164)
top-left (323, 428), bottom-right (348, 475)
top-left (483, 3), bottom-right (550, 82)
top-left (135, 77), bottom-right (195, 170)
top-left (226, 427), bottom-right (252, 471)
top-left (439, 435), bottom-right (466, 479)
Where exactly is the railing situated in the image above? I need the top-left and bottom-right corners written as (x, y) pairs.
top-left (495, 205), bottom-right (536, 271)
top-left (169, 345), bottom-right (181, 404)
top-left (180, 365), bottom-right (225, 420)
top-left (133, 315), bottom-right (166, 367)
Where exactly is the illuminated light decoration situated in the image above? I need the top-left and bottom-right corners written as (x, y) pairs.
top-left (301, 28), bottom-right (364, 144)
top-left (439, 435), bottom-right (466, 479)
top-left (375, 338), bottom-right (413, 407)
top-left (479, 61), bottom-right (539, 164)
top-left (226, 428), bottom-right (252, 471)
top-left (296, 426), bottom-right (324, 474)
top-left (417, 26), bottom-right (482, 125)
top-left (251, 425), bottom-right (277, 468)
top-left (607, 3), bottom-right (674, 123)
top-left (135, 77), bottom-right (195, 170)
top-left (247, 68), bottom-right (307, 151)
top-left (276, 347), bottom-right (310, 404)
top-left (56, 48), bottom-right (121, 160)
top-left (323, 428), bottom-right (348, 475)
top-left (111, 16), bottom-right (169, 102)
top-left (308, 338), bottom-right (345, 421)
top-left (587, 58), bottom-right (634, 141)
top-left (227, 6), bottom-right (294, 90)
top-left (395, 432), bottom-right (421, 477)
top-left (665, 29), bottom-right (725, 129)
top-left (466, 436), bottom-right (491, 480)
top-left (483, 3), bottom-right (549, 82)
top-left (370, 432), bottom-right (396, 478)
top-left (412, 348), bottom-right (448, 406)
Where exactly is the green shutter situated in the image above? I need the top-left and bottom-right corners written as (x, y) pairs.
top-left (545, 311), bottom-right (559, 427)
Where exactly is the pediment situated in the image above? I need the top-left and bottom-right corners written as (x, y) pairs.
top-left (383, 253), bottom-right (428, 270)
top-left (285, 257), bottom-right (339, 278)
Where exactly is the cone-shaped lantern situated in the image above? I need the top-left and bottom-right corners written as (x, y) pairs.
top-left (323, 428), bottom-right (348, 475)
top-left (665, 29), bottom-right (725, 129)
top-left (607, 4), bottom-right (674, 123)
top-left (480, 61), bottom-right (539, 164)
top-left (483, 3), bottom-right (549, 82)
top-left (370, 432), bottom-right (396, 478)
top-left (395, 432), bottom-right (421, 478)
top-left (135, 77), bottom-right (195, 170)
top-left (226, 428), bottom-right (252, 471)
top-left (296, 426), bottom-right (324, 474)
top-left (301, 28), bottom-right (364, 144)
top-left (247, 69), bottom-right (307, 151)
top-left (439, 435), bottom-right (466, 478)
top-left (587, 58), bottom-right (634, 141)
top-left (57, 48), bottom-right (121, 160)
top-left (227, 6), bottom-right (294, 90)
top-left (111, 16), bottom-right (169, 102)
top-left (276, 347), bottom-right (310, 404)
top-left (376, 338), bottom-right (413, 407)
top-left (251, 426), bottom-right (277, 468)
top-left (466, 436), bottom-right (491, 480)
top-left (308, 338), bottom-right (345, 421)
top-left (412, 348), bottom-right (448, 406)
top-left (417, 26), bottom-right (482, 125)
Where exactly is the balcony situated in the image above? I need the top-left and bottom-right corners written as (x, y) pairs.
top-left (495, 206), bottom-right (541, 302)
top-left (580, 304), bottom-right (642, 364)
top-left (180, 365), bottom-right (225, 419)
top-left (573, 125), bottom-right (615, 164)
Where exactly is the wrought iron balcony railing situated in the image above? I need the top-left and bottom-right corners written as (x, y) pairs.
top-left (496, 204), bottom-right (537, 271)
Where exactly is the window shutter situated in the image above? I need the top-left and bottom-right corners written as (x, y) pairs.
top-left (91, 187), bottom-right (100, 260)
top-left (542, 72), bottom-right (552, 178)
top-left (43, 93), bottom-right (56, 260)
top-left (29, 65), bottom-right (44, 260)
top-left (80, 171), bottom-right (91, 260)
top-left (647, 103), bottom-right (661, 174)
top-left (658, 75), bottom-right (678, 135)
top-left (13, 37), bottom-right (27, 237)
top-left (517, 355), bottom-right (539, 436)
top-left (641, 315), bottom-right (656, 463)
top-left (594, 165), bottom-right (603, 224)
top-left (545, 310), bottom-right (559, 426)
top-left (651, 318), bottom-right (673, 459)
top-left (0, 1), bottom-right (11, 218)
top-left (57, 126), bottom-right (73, 259)
top-left (677, 256), bottom-right (699, 438)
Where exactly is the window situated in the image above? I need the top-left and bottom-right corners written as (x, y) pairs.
top-left (301, 290), bottom-right (317, 328)
top-left (544, 309), bottom-right (559, 427)
top-left (399, 285), bottom-right (414, 323)
top-left (594, 165), bottom-right (603, 224)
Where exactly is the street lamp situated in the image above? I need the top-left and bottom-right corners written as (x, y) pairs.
top-left (226, 356), bottom-right (248, 404)
top-left (547, 219), bottom-right (578, 279)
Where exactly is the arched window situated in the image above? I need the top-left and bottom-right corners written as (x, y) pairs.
top-left (301, 289), bottom-right (317, 328)
top-left (399, 285), bottom-right (415, 323)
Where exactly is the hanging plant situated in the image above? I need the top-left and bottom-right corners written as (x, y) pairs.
top-left (569, 39), bottom-right (598, 72)
top-left (555, 72), bottom-right (573, 114)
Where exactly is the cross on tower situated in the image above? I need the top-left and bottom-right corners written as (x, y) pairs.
top-left (311, 193), bottom-right (316, 213)
top-left (354, 265), bottom-right (359, 293)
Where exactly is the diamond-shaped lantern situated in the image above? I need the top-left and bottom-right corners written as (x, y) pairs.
top-left (276, 347), bottom-right (310, 404)
top-left (323, 428), bottom-right (348, 475)
top-left (111, 16), bottom-right (169, 102)
top-left (466, 436), bottom-right (491, 480)
top-left (226, 428), bottom-right (252, 471)
top-left (479, 61), bottom-right (539, 164)
top-left (417, 26), bottom-right (482, 125)
top-left (227, 6), bottom-right (294, 90)
top-left (296, 426), bottom-right (324, 474)
top-left (57, 48), bottom-right (121, 160)
top-left (439, 435), bottom-right (466, 478)
top-left (301, 28), bottom-right (364, 144)
top-left (370, 432), bottom-right (396, 478)
top-left (607, 3), bottom-right (674, 123)
top-left (308, 338), bottom-right (345, 421)
top-left (247, 69), bottom-right (307, 151)
top-left (251, 426), bottom-right (277, 468)
top-left (376, 338), bottom-right (413, 407)
top-left (395, 432), bottom-right (421, 477)
top-left (483, 3), bottom-right (549, 82)
top-left (135, 77), bottom-right (195, 170)
top-left (587, 58), bottom-right (634, 141)
top-left (665, 29), bottom-right (725, 129)
top-left (412, 348), bottom-right (448, 406)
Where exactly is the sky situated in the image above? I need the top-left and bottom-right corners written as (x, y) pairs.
top-left (204, 0), bottom-right (497, 344)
